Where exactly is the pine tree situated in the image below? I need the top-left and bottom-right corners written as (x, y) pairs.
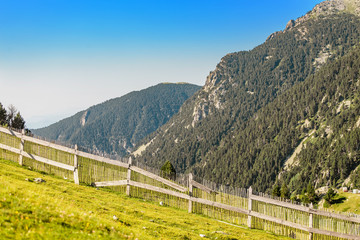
top-left (0, 103), bottom-right (7, 126)
top-left (307, 182), bottom-right (317, 204)
top-left (280, 182), bottom-right (290, 199)
top-left (272, 183), bottom-right (281, 197)
top-left (160, 160), bottom-right (176, 181)
top-left (324, 188), bottom-right (336, 204)
top-left (11, 112), bottom-right (25, 129)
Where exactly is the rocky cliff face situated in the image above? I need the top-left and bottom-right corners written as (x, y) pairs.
top-left (192, 58), bottom-right (230, 126)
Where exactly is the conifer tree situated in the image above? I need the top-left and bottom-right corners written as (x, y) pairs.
top-left (307, 182), bottom-right (317, 204)
top-left (272, 183), bottom-right (281, 197)
top-left (324, 188), bottom-right (336, 205)
top-left (280, 182), bottom-right (290, 199)
top-left (0, 103), bottom-right (7, 126)
top-left (11, 112), bottom-right (25, 130)
top-left (160, 160), bottom-right (176, 181)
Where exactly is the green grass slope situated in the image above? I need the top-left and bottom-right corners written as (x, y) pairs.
top-left (0, 159), bottom-right (289, 240)
top-left (323, 191), bottom-right (360, 215)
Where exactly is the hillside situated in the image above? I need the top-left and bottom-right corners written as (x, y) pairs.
top-left (0, 159), bottom-right (289, 240)
top-left (134, 0), bottom-right (360, 192)
top-left (322, 191), bottom-right (360, 214)
top-left (33, 83), bottom-right (200, 157)
top-left (201, 41), bottom-right (360, 194)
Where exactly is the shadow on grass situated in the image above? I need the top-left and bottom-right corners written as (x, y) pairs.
top-left (332, 196), bottom-right (347, 204)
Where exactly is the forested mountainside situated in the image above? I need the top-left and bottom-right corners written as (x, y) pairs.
top-left (135, 0), bottom-right (360, 192)
top-left (33, 83), bottom-right (200, 156)
top-left (201, 43), bottom-right (360, 193)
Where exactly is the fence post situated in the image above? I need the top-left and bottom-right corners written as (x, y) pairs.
top-left (188, 173), bottom-right (193, 213)
top-left (18, 129), bottom-right (25, 166)
top-left (309, 203), bottom-right (313, 240)
top-left (248, 186), bottom-right (253, 228)
top-left (126, 157), bottom-right (132, 196)
top-left (73, 144), bottom-right (79, 185)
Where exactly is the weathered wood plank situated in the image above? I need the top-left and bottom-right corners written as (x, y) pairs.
top-left (310, 208), bottom-right (360, 224)
top-left (0, 127), bottom-right (22, 137)
top-left (252, 194), bottom-right (360, 224)
top-left (251, 206), bottom-right (360, 239)
top-left (251, 211), bottom-right (309, 232)
top-left (0, 127), bottom-right (130, 169)
top-left (309, 204), bottom-right (313, 240)
top-left (94, 180), bottom-right (127, 187)
top-left (251, 194), bottom-right (310, 212)
top-left (22, 135), bottom-right (75, 154)
top-left (192, 197), bottom-right (250, 215)
top-left (188, 174), bottom-right (193, 213)
top-left (0, 143), bottom-right (21, 154)
top-left (19, 130), bottom-right (25, 166)
top-left (126, 157), bottom-right (132, 196)
top-left (22, 152), bottom-right (75, 171)
top-left (310, 227), bottom-right (359, 240)
top-left (191, 180), bottom-right (216, 194)
top-left (73, 144), bottom-right (79, 184)
top-left (130, 166), bottom-right (187, 192)
top-left (129, 180), bottom-right (190, 200)
top-left (248, 186), bottom-right (253, 228)
top-left (77, 151), bottom-right (129, 168)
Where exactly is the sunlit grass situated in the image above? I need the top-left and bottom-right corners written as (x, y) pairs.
top-left (325, 191), bottom-right (360, 215)
top-left (0, 159), bottom-right (289, 240)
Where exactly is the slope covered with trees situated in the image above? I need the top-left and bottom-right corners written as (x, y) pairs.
top-left (135, 1), bottom-right (360, 193)
top-left (200, 43), bottom-right (360, 193)
top-left (33, 83), bottom-right (200, 156)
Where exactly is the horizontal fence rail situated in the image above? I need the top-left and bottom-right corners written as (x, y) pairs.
top-left (0, 126), bottom-right (359, 240)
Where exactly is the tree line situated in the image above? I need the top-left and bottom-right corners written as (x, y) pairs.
top-left (0, 103), bottom-right (28, 132)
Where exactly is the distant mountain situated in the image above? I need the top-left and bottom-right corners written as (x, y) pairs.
top-left (33, 83), bottom-right (201, 156)
top-left (134, 0), bottom-right (360, 192)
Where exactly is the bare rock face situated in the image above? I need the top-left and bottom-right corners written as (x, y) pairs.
top-left (204, 70), bottom-right (221, 93)
top-left (266, 31), bottom-right (282, 41)
top-left (80, 110), bottom-right (89, 127)
top-left (312, 0), bottom-right (346, 15)
top-left (348, 0), bottom-right (360, 15)
top-left (191, 57), bottom-right (230, 126)
top-left (285, 20), bottom-right (295, 31)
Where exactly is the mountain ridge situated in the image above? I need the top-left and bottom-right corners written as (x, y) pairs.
top-left (33, 83), bottom-right (201, 156)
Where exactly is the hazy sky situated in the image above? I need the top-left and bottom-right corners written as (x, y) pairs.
top-left (0, 0), bottom-right (322, 129)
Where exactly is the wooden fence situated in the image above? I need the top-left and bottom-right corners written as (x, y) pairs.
top-left (0, 126), bottom-right (359, 240)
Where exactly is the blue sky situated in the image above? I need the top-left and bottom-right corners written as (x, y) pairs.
top-left (0, 0), bottom-right (322, 128)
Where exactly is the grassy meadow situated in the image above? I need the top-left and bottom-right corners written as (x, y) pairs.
top-left (324, 191), bottom-right (360, 215)
top-left (0, 159), bottom-right (290, 240)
